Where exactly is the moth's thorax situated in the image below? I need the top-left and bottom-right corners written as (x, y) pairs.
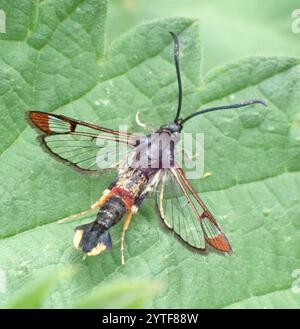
top-left (130, 129), bottom-right (180, 174)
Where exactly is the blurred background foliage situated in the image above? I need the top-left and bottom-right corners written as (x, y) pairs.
top-left (3, 267), bottom-right (161, 309)
top-left (107, 0), bottom-right (300, 72)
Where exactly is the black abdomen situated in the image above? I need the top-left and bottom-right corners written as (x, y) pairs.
top-left (96, 196), bottom-right (127, 230)
top-left (74, 196), bottom-right (127, 254)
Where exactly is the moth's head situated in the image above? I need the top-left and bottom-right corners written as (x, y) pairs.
top-left (160, 121), bottom-right (182, 134)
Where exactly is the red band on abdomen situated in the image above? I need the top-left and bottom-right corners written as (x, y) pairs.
top-left (110, 186), bottom-right (134, 210)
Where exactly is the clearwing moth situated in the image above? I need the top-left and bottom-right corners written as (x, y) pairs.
top-left (27, 32), bottom-right (266, 264)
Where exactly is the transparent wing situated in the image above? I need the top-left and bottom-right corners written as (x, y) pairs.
top-left (154, 167), bottom-right (232, 253)
top-left (154, 169), bottom-right (206, 250)
top-left (27, 111), bottom-right (136, 174)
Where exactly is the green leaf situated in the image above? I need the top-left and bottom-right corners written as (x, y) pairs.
top-left (0, 0), bottom-right (299, 309)
top-left (225, 288), bottom-right (300, 309)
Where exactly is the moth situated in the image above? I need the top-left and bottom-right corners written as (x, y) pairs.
top-left (27, 32), bottom-right (266, 264)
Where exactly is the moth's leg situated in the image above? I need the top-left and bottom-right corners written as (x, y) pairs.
top-left (57, 189), bottom-right (111, 224)
top-left (135, 112), bottom-right (155, 132)
top-left (176, 149), bottom-right (199, 164)
top-left (120, 206), bottom-right (138, 265)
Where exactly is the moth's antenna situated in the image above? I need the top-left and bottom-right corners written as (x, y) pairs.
top-left (169, 32), bottom-right (183, 123)
top-left (180, 99), bottom-right (267, 124)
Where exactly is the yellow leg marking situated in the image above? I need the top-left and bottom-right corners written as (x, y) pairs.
top-left (90, 191), bottom-right (110, 208)
top-left (120, 210), bottom-right (134, 265)
top-left (57, 190), bottom-right (111, 224)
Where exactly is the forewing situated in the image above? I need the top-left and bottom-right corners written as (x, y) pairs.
top-left (27, 111), bottom-right (136, 174)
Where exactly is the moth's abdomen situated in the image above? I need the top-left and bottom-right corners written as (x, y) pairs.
top-left (73, 195), bottom-right (128, 256)
top-left (96, 195), bottom-right (127, 228)
top-left (73, 169), bottom-right (147, 256)
top-left (73, 223), bottom-right (112, 255)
